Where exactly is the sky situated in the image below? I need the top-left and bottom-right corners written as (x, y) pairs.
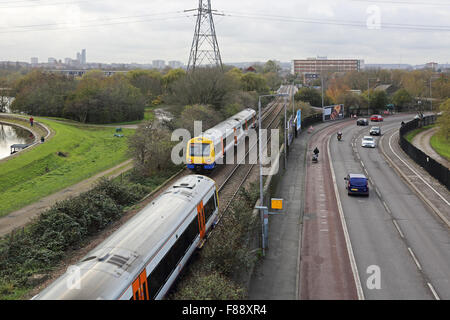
top-left (0, 0), bottom-right (449, 66)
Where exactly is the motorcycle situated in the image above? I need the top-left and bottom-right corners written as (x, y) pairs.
top-left (337, 133), bottom-right (342, 141)
top-left (312, 153), bottom-right (318, 163)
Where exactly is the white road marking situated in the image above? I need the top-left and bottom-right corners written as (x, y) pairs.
top-left (392, 220), bottom-right (405, 238)
top-left (407, 247), bottom-right (422, 271)
top-left (427, 283), bottom-right (441, 300)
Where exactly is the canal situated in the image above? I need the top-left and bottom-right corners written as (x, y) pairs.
top-left (0, 123), bottom-right (34, 160)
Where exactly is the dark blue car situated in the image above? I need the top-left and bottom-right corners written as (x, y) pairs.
top-left (345, 173), bottom-right (369, 196)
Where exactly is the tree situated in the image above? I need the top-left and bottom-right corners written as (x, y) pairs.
top-left (240, 72), bottom-right (269, 94)
top-left (336, 91), bottom-right (364, 115)
top-left (127, 70), bottom-right (162, 106)
top-left (369, 90), bottom-right (389, 113)
top-left (175, 104), bottom-right (223, 135)
top-left (11, 70), bottom-right (75, 116)
top-left (326, 78), bottom-right (350, 103)
top-left (263, 60), bottom-right (281, 74)
top-left (162, 68), bottom-right (186, 91)
top-left (437, 98), bottom-right (450, 141)
top-left (64, 73), bottom-right (145, 123)
top-left (128, 121), bottom-right (175, 176)
top-left (167, 67), bottom-right (238, 108)
top-left (392, 88), bottom-right (413, 110)
top-left (294, 87), bottom-right (323, 107)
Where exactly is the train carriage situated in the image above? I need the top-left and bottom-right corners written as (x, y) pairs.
top-left (32, 175), bottom-right (219, 300)
top-left (186, 108), bottom-right (257, 172)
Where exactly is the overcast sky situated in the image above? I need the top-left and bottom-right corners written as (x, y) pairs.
top-left (0, 0), bottom-right (449, 65)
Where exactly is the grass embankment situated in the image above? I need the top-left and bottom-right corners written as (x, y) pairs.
top-left (430, 132), bottom-right (450, 161)
top-left (404, 124), bottom-right (450, 161)
top-left (0, 117), bottom-right (134, 217)
top-left (404, 125), bottom-right (434, 143)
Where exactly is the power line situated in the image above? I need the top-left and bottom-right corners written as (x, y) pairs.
top-left (0, 13), bottom-right (193, 34)
top-left (221, 10), bottom-right (450, 32)
top-left (351, 0), bottom-right (450, 6)
top-left (5, 10), bottom-right (187, 30)
top-left (0, 0), bottom-right (94, 9)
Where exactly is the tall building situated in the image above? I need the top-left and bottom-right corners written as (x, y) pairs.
top-left (291, 57), bottom-right (363, 75)
top-left (81, 49), bottom-right (86, 65)
top-left (31, 57), bottom-right (38, 65)
top-left (48, 57), bottom-right (57, 65)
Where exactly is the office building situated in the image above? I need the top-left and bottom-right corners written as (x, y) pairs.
top-left (292, 57), bottom-right (363, 75)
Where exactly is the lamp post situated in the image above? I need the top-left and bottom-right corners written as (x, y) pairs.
top-left (258, 92), bottom-right (289, 255)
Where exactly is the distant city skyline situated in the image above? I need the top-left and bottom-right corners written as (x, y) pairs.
top-left (0, 1), bottom-right (448, 66)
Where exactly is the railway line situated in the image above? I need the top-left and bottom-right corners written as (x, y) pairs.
top-left (213, 85), bottom-right (293, 220)
top-left (29, 85), bottom-right (295, 300)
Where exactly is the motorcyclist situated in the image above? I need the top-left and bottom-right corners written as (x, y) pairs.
top-left (337, 131), bottom-right (342, 140)
top-left (313, 147), bottom-right (319, 155)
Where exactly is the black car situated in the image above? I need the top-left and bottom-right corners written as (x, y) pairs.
top-left (357, 118), bottom-right (368, 126)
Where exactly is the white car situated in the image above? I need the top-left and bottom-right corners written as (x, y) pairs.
top-left (361, 136), bottom-right (376, 148)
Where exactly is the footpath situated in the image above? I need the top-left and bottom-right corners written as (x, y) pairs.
top-left (0, 159), bottom-right (134, 237)
top-left (411, 127), bottom-right (450, 169)
top-left (248, 121), bottom-right (331, 299)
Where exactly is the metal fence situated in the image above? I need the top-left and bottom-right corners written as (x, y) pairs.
top-left (399, 115), bottom-right (449, 190)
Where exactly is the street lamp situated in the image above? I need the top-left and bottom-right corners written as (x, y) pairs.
top-left (258, 92), bottom-right (289, 255)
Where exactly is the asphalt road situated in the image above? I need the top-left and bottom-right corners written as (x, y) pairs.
top-left (329, 115), bottom-right (450, 299)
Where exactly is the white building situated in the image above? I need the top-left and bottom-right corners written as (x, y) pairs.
top-left (152, 60), bottom-right (165, 69)
top-left (31, 57), bottom-right (38, 65)
top-left (168, 60), bottom-right (183, 69)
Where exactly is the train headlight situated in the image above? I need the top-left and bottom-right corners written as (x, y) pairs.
top-left (187, 158), bottom-right (192, 163)
top-left (206, 159), bottom-right (212, 163)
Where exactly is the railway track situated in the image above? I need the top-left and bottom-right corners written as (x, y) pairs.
top-left (214, 85), bottom-right (293, 221)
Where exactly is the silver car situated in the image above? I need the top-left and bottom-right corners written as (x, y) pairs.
top-left (361, 136), bottom-right (376, 148)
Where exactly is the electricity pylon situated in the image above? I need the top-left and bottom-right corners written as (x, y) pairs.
top-left (186, 0), bottom-right (223, 71)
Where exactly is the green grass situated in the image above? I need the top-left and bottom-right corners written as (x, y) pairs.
top-left (404, 125), bottom-right (434, 143)
top-left (430, 132), bottom-right (450, 161)
top-left (0, 117), bottom-right (135, 217)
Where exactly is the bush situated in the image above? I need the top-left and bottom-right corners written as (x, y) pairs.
top-left (171, 271), bottom-right (245, 300)
top-left (0, 176), bottom-right (147, 297)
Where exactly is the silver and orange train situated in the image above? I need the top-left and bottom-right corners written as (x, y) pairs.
top-left (186, 108), bottom-right (257, 171)
top-left (32, 175), bottom-right (218, 300)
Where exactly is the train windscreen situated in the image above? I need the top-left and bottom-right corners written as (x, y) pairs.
top-left (190, 143), bottom-right (211, 157)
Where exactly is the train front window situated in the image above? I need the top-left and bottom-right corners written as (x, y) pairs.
top-left (190, 143), bottom-right (210, 157)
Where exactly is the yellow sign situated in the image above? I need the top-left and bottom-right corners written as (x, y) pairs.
top-left (271, 198), bottom-right (283, 210)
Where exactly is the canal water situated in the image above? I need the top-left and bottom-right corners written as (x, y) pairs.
top-left (0, 123), bottom-right (34, 160)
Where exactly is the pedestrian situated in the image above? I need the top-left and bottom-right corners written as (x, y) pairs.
top-left (29, 117), bottom-right (34, 127)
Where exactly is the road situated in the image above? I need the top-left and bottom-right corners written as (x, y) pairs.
top-left (328, 115), bottom-right (450, 299)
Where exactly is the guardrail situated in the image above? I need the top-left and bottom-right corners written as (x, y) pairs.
top-left (399, 115), bottom-right (449, 190)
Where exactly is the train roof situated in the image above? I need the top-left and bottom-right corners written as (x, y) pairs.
top-left (33, 175), bottom-right (216, 300)
top-left (230, 108), bottom-right (256, 122)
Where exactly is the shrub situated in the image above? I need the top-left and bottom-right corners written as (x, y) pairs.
top-left (171, 271), bottom-right (245, 300)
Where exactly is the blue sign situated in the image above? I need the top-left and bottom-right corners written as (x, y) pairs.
top-left (296, 109), bottom-right (301, 131)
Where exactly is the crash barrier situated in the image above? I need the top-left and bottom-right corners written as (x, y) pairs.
top-left (399, 115), bottom-right (449, 190)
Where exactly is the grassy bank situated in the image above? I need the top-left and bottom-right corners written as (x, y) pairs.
top-left (404, 125), bottom-right (434, 143)
top-left (430, 132), bottom-right (450, 161)
top-left (0, 117), bottom-right (134, 217)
